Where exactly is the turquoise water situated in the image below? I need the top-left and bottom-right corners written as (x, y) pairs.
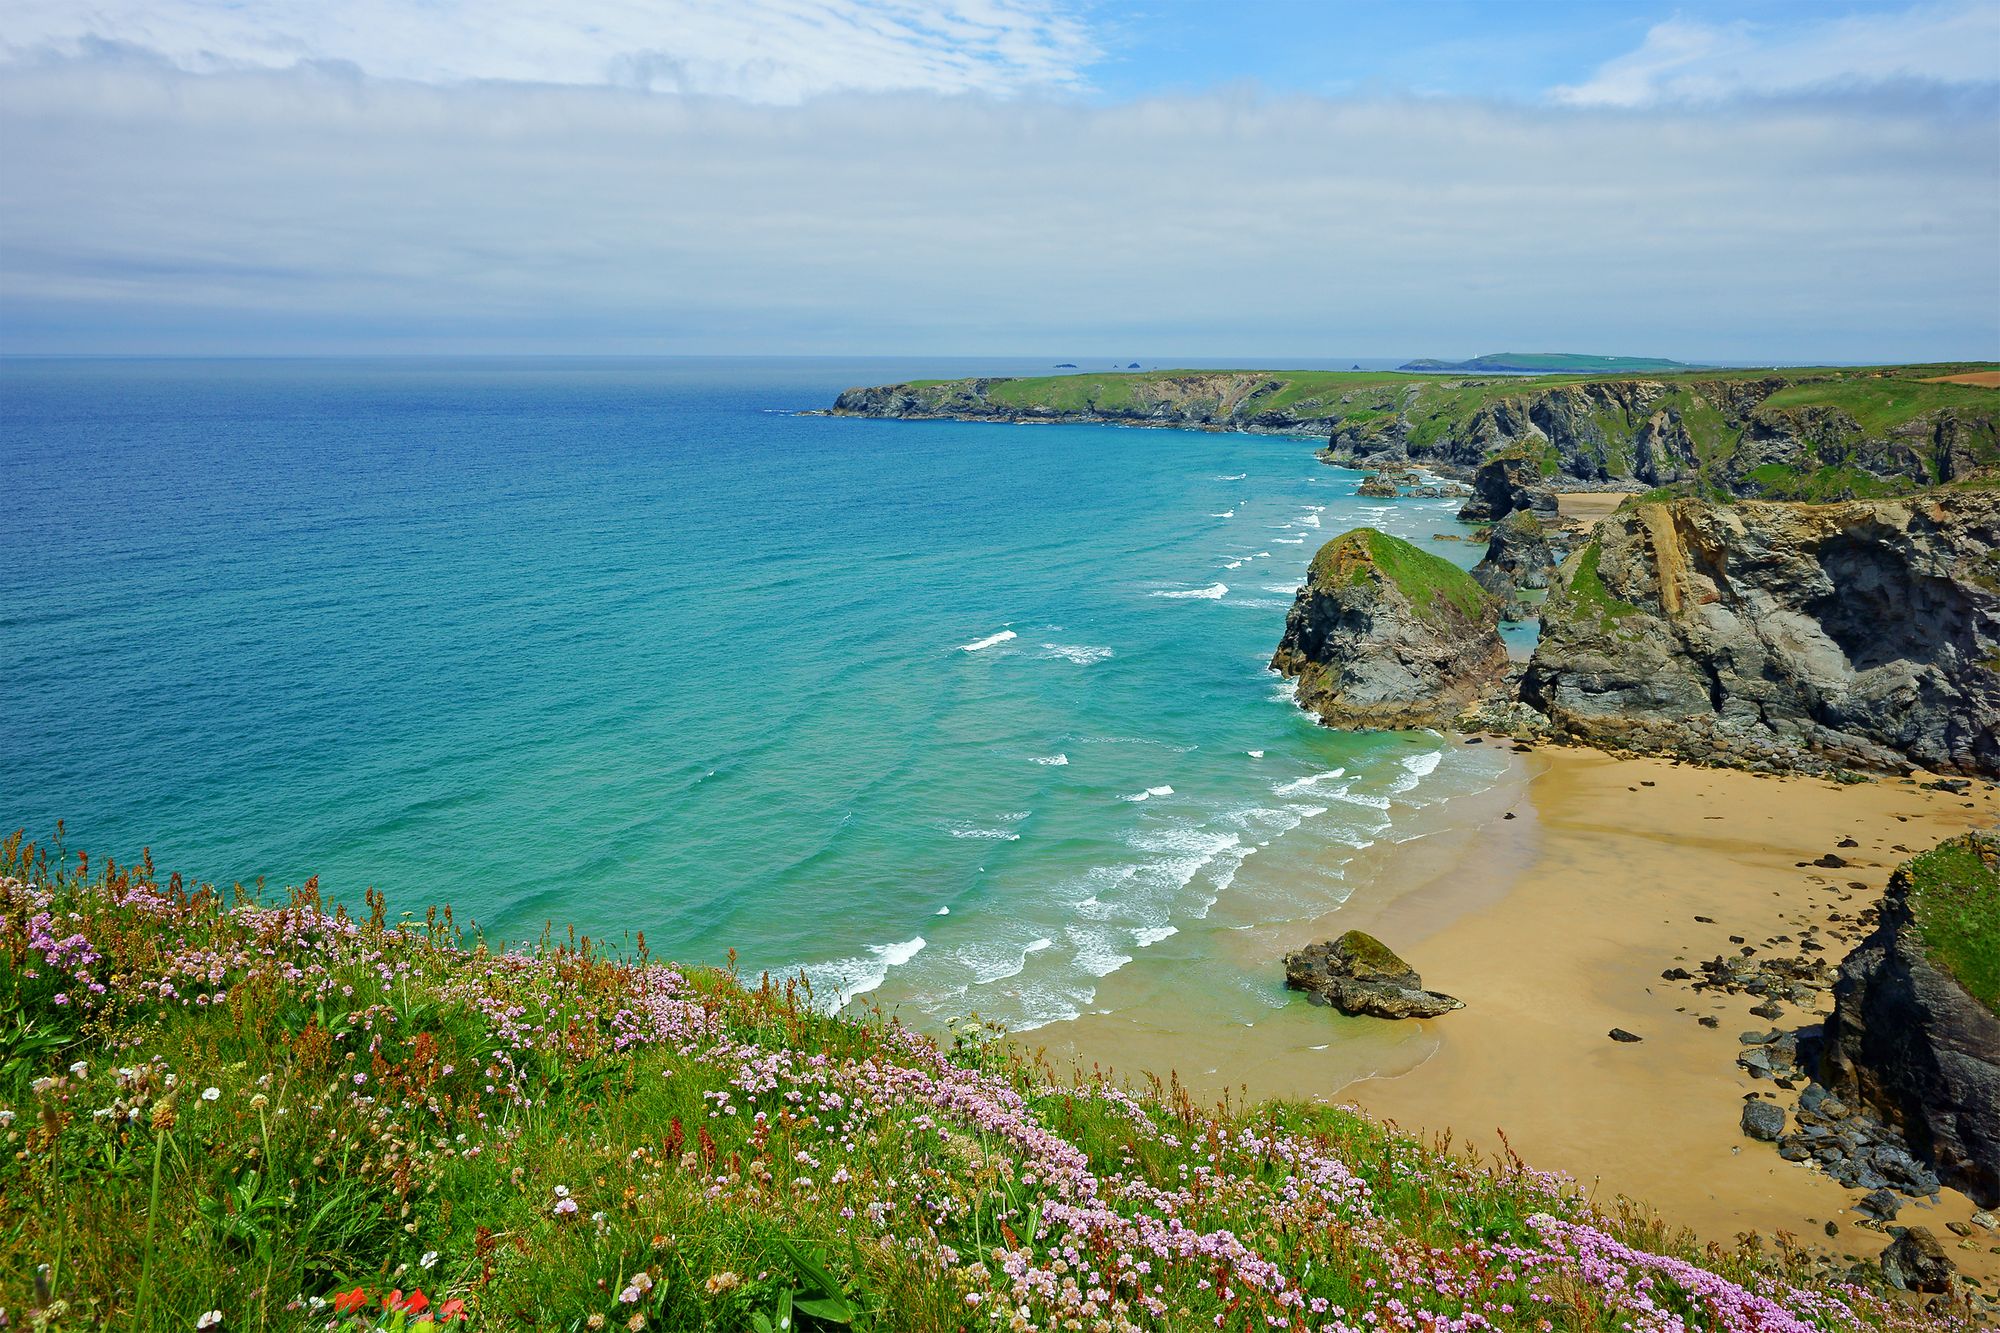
top-left (0, 357), bottom-right (1509, 1031)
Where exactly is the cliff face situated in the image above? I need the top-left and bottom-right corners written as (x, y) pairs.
top-left (832, 373), bottom-right (1328, 432)
top-left (1520, 494), bottom-right (2000, 775)
top-left (832, 368), bottom-right (2000, 500)
top-left (1272, 529), bottom-right (1506, 729)
top-left (1821, 835), bottom-right (2000, 1208)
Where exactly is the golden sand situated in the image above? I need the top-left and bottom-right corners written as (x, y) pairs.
top-left (1044, 745), bottom-right (2000, 1273)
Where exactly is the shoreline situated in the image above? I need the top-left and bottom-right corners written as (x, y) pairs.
top-left (1037, 740), bottom-right (2000, 1274)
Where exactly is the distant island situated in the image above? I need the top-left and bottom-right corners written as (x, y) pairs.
top-left (1398, 352), bottom-right (1702, 373)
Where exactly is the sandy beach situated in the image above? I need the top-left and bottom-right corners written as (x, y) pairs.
top-left (1047, 743), bottom-right (2000, 1274)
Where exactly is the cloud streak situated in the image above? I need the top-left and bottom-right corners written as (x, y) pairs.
top-left (0, 0), bottom-right (1099, 102)
top-left (0, 49), bottom-right (1995, 359)
top-left (1554, 0), bottom-right (2000, 106)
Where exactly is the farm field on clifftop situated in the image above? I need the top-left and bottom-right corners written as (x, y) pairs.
top-left (0, 830), bottom-right (1978, 1331)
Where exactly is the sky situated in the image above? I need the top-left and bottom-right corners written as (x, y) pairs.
top-left (1, 0), bottom-right (1996, 361)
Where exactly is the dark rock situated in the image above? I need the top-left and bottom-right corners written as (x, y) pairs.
top-left (1880, 1226), bottom-right (1955, 1293)
top-left (1456, 451), bottom-right (1562, 525)
top-left (1815, 853), bottom-right (1849, 868)
top-left (1857, 1188), bottom-right (1901, 1220)
top-left (1742, 1100), bottom-right (1787, 1141)
top-left (1821, 834), bottom-right (2000, 1207)
top-left (1284, 930), bottom-right (1464, 1020)
top-left (1749, 1001), bottom-right (1787, 1021)
top-left (1609, 1028), bottom-right (1643, 1043)
top-left (1698, 1015), bottom-right (1720, 1028)
top-left (1272, 529), bottom-right (1507, 730)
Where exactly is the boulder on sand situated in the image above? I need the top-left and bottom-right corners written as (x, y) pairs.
top-left (1284, 930), bottom-right (1463, 1020)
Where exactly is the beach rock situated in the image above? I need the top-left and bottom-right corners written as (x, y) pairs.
top-left (1521, 494), bottom-right (2000, 777)
top-left (1879, 1226), bottom-right (1955, 1293)
top-left (1742, 1100), bottom-right (1787, 1141)
top-left (1271, 528), bottom-right (1507, 730)
top-left (1858, 1188), bottom-right (1901, 1220)
top-left (1609, 1028), bottom-right (1643, 1043)
top-left (1821, 833), bottom-right (2000, 1207)
top-left (1284, 930), bottom-right (1464, 1020)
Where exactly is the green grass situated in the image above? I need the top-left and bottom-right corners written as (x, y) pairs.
top-left (1742, 464), bottom-right (1910, 502)
top-left (1311, 528), bottom-right (1491, 623)
top-left (4, 829), bottom-right (1958, 1331)
top-left (1564, 539), bottom-right (1643, 629)
top-left (1903, 833), bottom-right (2000, 1016)
top-left (1756, 377), bottom-right (1998, 436)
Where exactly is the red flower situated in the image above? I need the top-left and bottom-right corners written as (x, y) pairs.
top-left (438, 1298), bottom-right (468, 1323)
top-left (381, 1290), bottom-right (401, 1310)
top-left (332, 1288), bottom-right (369, 1315)
top-left (400, 1291), bottom-right (431, 1316)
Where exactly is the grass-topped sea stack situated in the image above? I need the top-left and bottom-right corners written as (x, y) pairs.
top-left (1271, 528), bottom-right (1505, 729)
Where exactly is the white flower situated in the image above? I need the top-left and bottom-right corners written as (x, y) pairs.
top-left (196, 1311), bottom-right (224, 1329)
top-left (552, 1184), bottom-right (570, 1198)
top-left (201, 1087), bottom-right (220, 1102)
top-left (68, 1060), bottom-right (88, 1077)
top-left (420, 1250), bottom-right (439, 1270)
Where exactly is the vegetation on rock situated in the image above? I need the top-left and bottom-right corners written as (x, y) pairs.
top-left (1904, 834), bottom-right (2000, 1017)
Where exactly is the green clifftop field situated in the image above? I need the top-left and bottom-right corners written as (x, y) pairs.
top-left (831, 364), bottom-right (2000, 502)
top-left (0, 830), bottom-right (1981, 1331)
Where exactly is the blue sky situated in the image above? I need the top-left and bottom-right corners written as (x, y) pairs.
top-left (2, 1), bottom-right (1996, 360)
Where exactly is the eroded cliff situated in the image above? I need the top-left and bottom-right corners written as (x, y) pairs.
top-left (1520, 494), bottom-right (2000, 775)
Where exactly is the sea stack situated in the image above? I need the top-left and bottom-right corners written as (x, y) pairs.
top-left (1271, 528), bottom-right (1506, 729)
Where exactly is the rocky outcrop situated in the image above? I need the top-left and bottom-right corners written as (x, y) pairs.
top-left (1821, 835), bottom-right (2000, 1208)
top-left (1470, 508), bottom-right (1573, 601)
top-left (1520, 493), bottom-right (2000, 776)
top-left (1455, 451), bottom-right (1562, 524)
top-left (1284, 930), bottom-right (1462, 1019)
top-left (1272, 528), bottom-right (1506, 729)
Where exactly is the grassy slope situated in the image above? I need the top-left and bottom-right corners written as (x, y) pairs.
top-left (1, 831), bottom-right (1968, 1332)
top-left (1903, 833), bottom-right (2000, 1015)
top-left (1307, 528), bottom-right (1490, 624)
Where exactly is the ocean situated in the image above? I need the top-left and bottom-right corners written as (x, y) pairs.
top-left (0, 356), bottom-right (1515, 1033)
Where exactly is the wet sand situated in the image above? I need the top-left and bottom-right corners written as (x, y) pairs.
top-left (1045, 744), bottom-right (2000, 1273)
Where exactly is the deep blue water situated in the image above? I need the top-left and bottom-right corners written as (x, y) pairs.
top-left (0, 357), bottom-right (1508, 1029)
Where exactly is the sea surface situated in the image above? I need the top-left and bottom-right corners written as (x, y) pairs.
top-left (0, 357), bottom-right (1516, 1031)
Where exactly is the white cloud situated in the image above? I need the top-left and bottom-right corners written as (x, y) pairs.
top-left (0, 0), bottom-right (1098, 102)
top-left (1554, 1), bottom-right (2000, 106)
top-left (1, 53), bottom-right (1993, 361)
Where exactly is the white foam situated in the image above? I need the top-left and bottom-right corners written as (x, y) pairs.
top-left (1224, 560), bottom-right (1243, 569)
top-left (1210, 510), bottom-right (1235, 518)
top-left (1041, 643), bottom-right (1112, 664)
top-left (811, 935), bottom-right (930, 1010)
top-left (1254, 551), bottom-right (1271, 559)
top-left (1216, 472), bottom-right (1246, 481)
top-left (1273, 766), bottom-right (1347, 796)
top-left (1134, 925), bottom-right (1178, 947)
top-left (1274, 537), bottom-right (1305, 545)
top-left (1300, 513), bottom-right (1320, 527)
top-left (935, 906), bottom-right (950, 915)
top-left (1121, 785), bottom-right (1175, 802)
top-left (1247, 749), bottom-right (1264, 758)
top-left (1030, 753), bottom-right (1069, 766)
top-left (1152, 583), bottom-right (1227, 600)
top-left (959, 630), bottom-right (1016, 653)
top-left (1070, 927), bottom-right (1133, 978)
top-left (1401, 750), bottom-right (1443, 779)
top-left (948, 826), bottom-right (1020, 840)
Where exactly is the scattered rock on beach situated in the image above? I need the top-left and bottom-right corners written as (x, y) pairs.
top-left (1284, 931), bottom-right (1464, 1020)
top-left (1879, 1226), bottom-right (1955, 1293)
top-left (1608, 1028), bottom-right (1643, 1043)
top-left (1742, 1100), bottom-right (1787, 1141)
